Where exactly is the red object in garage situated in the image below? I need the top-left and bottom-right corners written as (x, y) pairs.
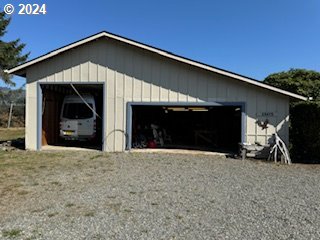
top-left (147, 140), bottom-right (157, 148)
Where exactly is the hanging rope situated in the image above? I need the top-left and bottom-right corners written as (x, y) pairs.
top-left (69, 84), bottom-right (102, 119)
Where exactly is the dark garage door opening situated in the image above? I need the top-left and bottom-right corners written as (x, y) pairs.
top-left (41, 84), bottom-right (103, 150)
top-left (131, 105), bottom-right (242, 152)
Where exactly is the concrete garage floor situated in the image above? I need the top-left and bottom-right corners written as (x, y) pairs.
top-left (42, 145), bottom-right (228, 156)
top-left (130, 148), bottom-right (227, 156)
top-left (41, 145), bottom-right (101, 152)
top-left (1, 151), bottom-right (320, 239)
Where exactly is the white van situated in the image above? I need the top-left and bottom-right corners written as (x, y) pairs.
top-left (60, 95), bottom-right (96, 141)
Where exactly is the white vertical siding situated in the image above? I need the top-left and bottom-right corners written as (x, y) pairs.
top-left (26, 38), bottom-right (290, 152)
top-left (25, 80), bottom-right (38, 150)
top-left (71, 48), bottom-right (80, 82)
top-left (63, 55), bottom-right (72, 81)
top-left (151, 57), bottom-right (160, 101)
top-left (168, 64), bottom-right (179, 102)
top-left (158, 61), bottom-right (166, 101)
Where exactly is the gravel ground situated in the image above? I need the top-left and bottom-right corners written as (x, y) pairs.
top-left (1, 151), bottom-right (320, 239)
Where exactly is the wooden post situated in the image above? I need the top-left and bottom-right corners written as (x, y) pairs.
top-left (7, 103), bottom-right (13, 128)
top-left (241, 149), bottom-right (246, 160)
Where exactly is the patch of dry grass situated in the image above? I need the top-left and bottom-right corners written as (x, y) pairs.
top-left (0, 150), bottom-right (111, 216)
top-left (0, 127), bottom-right (25, 141)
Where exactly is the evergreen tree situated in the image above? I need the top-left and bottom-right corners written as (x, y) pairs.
top-left (0, 11), bottom-right (29, 86)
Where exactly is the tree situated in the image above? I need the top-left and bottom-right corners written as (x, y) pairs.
top-left (0, 11), bottom-right (29, 86)
top-left (264, 68), bottom-right (320, 101)
top-left (264, 69), bottom-right (320, 162)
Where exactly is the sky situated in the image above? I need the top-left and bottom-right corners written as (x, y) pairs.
top-left (1, 0), bottom-right (320, 88)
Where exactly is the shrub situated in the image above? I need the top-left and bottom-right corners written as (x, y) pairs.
top-left (290, 101), bottom-right (320, 163)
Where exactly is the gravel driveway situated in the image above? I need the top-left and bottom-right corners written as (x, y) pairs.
top-left (1, 151), bottom-right (320, 239)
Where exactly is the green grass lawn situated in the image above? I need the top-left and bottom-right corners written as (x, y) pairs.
top-left (0, 128), bottom-right (25, 141)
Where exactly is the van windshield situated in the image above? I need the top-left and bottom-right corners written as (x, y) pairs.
top-left (63, 103), bottom-right (93, 119)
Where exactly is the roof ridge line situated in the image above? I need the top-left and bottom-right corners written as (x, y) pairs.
top-left (6, 31), bottom-right (307, 101)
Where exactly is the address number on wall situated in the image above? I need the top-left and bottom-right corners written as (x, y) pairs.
top-left (257, 112), bottom-right (276, 117)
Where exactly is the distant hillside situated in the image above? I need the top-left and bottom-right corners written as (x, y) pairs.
top-left (0, 87), bottom-right (25, 105)
top-left (0, 87), bottom-right (25, 127)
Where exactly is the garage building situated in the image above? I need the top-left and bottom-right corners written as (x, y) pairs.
top-left (7, 31), bottom-right (306, 152)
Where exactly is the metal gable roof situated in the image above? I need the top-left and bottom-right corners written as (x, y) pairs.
top-left (6, 31), bottom-right (307, 100)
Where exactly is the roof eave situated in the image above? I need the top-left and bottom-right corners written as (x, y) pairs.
top-left (5, 32), bottom-right (108, 76)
